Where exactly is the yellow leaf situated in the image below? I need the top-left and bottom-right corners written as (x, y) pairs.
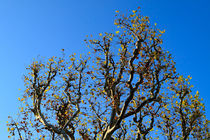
top-left (160, 29), bottom-right (165, 34)
top-left (133, 100), bottom-right (137, 108)
top-left (178, 75), bottom-right (183, 83)
top-left (70, 58), bottom-right (75, 61)
top-left (49, 58), bottom-right (53, 61)
top-left (190, 104), bottom-right (194, 109)
top-left (132, 10), bottom-right (136, 13)
top-left (115, 10), bottom-right (119, 13)
top-left (54, 95), bottom-right (59, 99)
top-left (116, 31), bottom-right (119, 34)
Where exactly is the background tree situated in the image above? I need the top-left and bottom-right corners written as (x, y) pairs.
top-left (7, 8), bottom-right (209, 140)
top-left (157, 75), bottom-right (209, 139)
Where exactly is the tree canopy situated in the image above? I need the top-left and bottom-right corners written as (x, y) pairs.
top-left (7, 8), bottom-right (209, 140)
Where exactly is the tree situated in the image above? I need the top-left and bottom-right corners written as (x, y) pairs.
top-left (157, 75), bottom-right (209, 140)
top-left (7, 8), bottom-right (209, 140)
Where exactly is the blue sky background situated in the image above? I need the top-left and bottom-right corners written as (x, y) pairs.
top-left (0, 0), bottom-right (209, 139)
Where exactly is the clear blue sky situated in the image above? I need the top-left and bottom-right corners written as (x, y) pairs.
top-left (0, 0), bottom-right (209, 139)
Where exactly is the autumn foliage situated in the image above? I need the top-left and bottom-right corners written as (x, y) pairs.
top-left (7, 8), bottom-right (209, 140)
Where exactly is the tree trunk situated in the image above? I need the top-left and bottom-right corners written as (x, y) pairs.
top-left (62, 134), bottom-right (69, 140)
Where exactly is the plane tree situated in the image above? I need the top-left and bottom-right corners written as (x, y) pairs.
top-left (7, 8), bottom-right (209, 140)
